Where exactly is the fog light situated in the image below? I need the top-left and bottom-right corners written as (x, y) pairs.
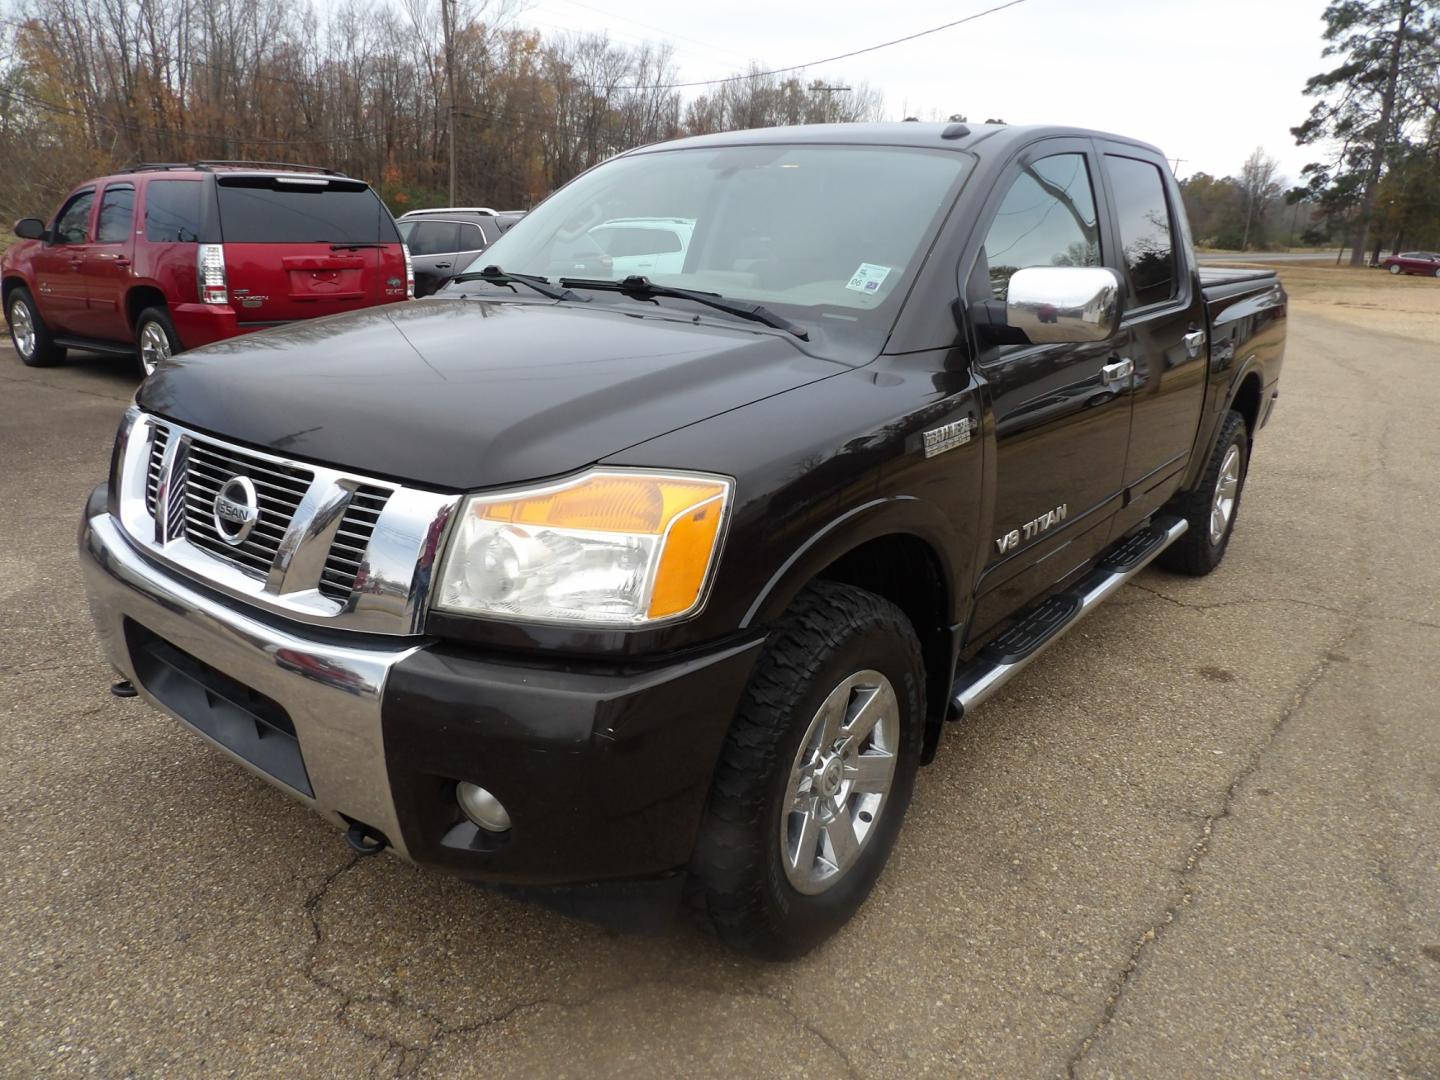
top-left (456, 781), bottom-right (512, 832)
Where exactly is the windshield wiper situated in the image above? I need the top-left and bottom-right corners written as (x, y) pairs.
top-left (558, 275), bottom-right (809, 340)
top-left (452, 265), bottom-right (586, 303)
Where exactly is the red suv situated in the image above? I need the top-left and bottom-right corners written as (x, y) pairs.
top-left (3, 161), bottom-right (412, 376)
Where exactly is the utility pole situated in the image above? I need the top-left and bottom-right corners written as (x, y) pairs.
top-left (441, 0), bottom-right (458, 205)
top-left (1168, 158), bottom-right (1186, 177)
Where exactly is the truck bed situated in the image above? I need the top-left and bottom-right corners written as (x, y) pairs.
top-left (1199, 266), bottom-right (1280, 301)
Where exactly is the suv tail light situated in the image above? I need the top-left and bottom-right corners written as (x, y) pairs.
top-left (402, 244), bottom-right (415, 299)
top-left (198, 243), bottom-right (228, 305)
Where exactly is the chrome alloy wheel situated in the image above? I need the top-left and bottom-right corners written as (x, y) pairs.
top-left (780, 669), bottom-right (899, 895)
top-left (136, 319), bottom-right (170, 377)
top-left (138, 320), bottom-right (171, 376)
top-left (9, 299), bottom-right (36, 360)
top-left (1209, 444), bottom-right (1242, 545)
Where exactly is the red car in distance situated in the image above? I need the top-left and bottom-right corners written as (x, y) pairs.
top-left (1378, 251), bottom-right (1440, 277)
top-left (3, 161), bottom-right (412, 377)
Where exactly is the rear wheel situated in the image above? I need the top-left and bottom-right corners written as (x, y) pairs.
top-left (6, 287), bottom-right (66, 367)
top-left (135, 306), bottom-right (180, 377)
top-left (688, 581), bottom-right (925, 959)
top-left (1158, 409), bottom-right (1249, 576)
top-left (1389, 263), bottom-right (1402, 274)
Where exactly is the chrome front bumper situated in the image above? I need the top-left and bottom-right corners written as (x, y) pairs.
top-left (80, 499), bottom-right (420, 858)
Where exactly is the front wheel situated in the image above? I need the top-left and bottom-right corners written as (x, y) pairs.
top-left (688, 581), bottom-right (925, 959)
top-left (1158, 409), bottom-right (1249, 576)
top-left (1389, 263), bottom-right (1402, 274)
top-left (7, 287), bottom-right (66, 367)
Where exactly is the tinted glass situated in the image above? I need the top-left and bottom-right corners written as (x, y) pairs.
top-left (981, 153), bottom-right (1099, 301)
top-left (595, 226), bottom-right (684, 257)
top-left (216, 178), bottom-right (390, 243)
top-left (97, 185), bottom-right (135, 243)
top-left (145, 180), bottom-right (203, 243)
top-left (478, 145), bottom-right (969, 322)
top-left (457, 222), bottom-right (486, 250)
top-left (401, 220), bottom-right (460, 256)
top-left (1106, 155), bottom-right (1177, 307)
top-left (54, 191), bottom-right (95, 244)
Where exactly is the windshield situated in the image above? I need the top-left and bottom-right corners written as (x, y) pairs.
top-left (470, 144), bottom-right (971, 326)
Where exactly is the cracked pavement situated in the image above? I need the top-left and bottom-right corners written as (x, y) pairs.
top-left (3, 307), bottom-right (1438, 1077)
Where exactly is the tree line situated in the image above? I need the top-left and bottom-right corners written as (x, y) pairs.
top-left (0, 0), bottom-right (883, 224)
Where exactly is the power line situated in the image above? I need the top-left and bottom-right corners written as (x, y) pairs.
top-left (602, 0), bottom-right (1033, 91)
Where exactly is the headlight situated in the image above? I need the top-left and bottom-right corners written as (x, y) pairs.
top-left (434, 469), bottom-right (732, 626)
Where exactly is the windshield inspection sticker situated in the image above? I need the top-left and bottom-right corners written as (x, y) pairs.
top-left (846, 263), bottom-right (892, 294)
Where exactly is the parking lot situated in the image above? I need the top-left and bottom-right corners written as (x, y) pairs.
top-left (2, 269), bottom-right (1438, 1077)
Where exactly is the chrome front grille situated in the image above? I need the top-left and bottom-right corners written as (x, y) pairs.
top-left (183, 439), bottom-right (312, 576)
top-left (115, 412), bottom-right (459, 636)
top-left (319, 485), bottom-right (392, 601)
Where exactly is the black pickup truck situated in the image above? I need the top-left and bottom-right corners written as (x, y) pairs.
top-left (80, 123), bottom-right (1285, 958)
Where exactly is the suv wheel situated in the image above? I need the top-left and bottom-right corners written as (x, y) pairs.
top-left (7, 287), bottom-right (66, 367)
top-left (136, 307), bottom-right (180, 377)
top-left (688, 581), bottom-right (925, 959)
top-left (1158, 409), bottom-right (1249, 576)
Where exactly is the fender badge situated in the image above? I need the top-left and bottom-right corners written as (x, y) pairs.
top-left (922, 417), bottom-right (973, 458)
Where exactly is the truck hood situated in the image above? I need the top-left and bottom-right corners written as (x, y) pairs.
top-left (139, 298), bottom-right (848, 490)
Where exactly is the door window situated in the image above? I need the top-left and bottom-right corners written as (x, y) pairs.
top-left (52, 191), bottom-right (96, 244)
top-left (1105, 155), bottom-right (1178, 307)
top-left (401, 220), bottom-right (461, 256)
top-left (145, 180), bottom-right (204, 242)
top-left (96, 185), bottom-right (136, 243)
top-left (980, 154), bottom-right (1100, 301)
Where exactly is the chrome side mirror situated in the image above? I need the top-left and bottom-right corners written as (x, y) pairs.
top-left (1005, 266), bottom-right (1123, 344)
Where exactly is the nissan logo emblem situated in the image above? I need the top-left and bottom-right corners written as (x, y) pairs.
top-left (213, 476), bottom-right (260, 546)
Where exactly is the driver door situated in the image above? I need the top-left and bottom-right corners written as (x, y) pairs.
top-left (32, 188), bottom-right (96, 333)
top-left (967, 141), bottom-right (1134, 638)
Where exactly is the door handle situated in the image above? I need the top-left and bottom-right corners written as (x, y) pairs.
top-left (1183, 329), bottom-right (1206, 357)
top-left (434, 263), bottom-right (451, 269)
top-left (1101, 358), bottom-right (1134, 385)
top-left (114, 257), bottom-right (131, 268)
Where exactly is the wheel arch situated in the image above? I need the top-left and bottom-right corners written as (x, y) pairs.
top-left (743, 500), bottom-right (963, 766)
top-left (125, 284), bottom-right (170, 332)
top-left (1230, 368), bottom-right (1264, 441)
top-left (2, 273), bottom-right (30, 311)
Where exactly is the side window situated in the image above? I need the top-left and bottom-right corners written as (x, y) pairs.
top-left (1105, 155), bottom-right (1177, 307)
top-left (53, 191), bottom-right (96, 244)
top-left (981, 154), bottom-right (1099, 302)
top-left (595, 227), bottom-right (684, 258)
top-left (457, 223), bottom-right (486, 250)
top-left (145, 180), bottom-right (204, 243)
top-left (96, 185), bottom-right (136, 243)
top-left (407, 221), bottom-right (460, 256)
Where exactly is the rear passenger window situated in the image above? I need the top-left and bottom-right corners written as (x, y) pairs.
top-left (458, 223), bottom-right (486, 250)
top-left (1106, 156), bottom-right (1177, 307)
top-left (981, 153), bottom-right (1100, 301)
top-left (97, 185), bottom-right (135, 243)
top-left (146, 180), bottom-right (203, 243)
top-left (403, 221), bottom-right (461, 256)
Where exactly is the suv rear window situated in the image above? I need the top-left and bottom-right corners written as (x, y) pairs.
top-left (216, 177), bottom-right (396, 244)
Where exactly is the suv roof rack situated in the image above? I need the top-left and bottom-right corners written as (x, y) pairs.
top-left (117, 160), bottom-right (347, 177)
top-left (401, 206), bottom-right (499, 216)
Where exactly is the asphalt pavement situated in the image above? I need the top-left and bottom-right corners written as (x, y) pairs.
top-left (1, 312), bottom-right (1437, 1078)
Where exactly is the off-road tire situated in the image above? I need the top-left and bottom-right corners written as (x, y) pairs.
top-left (687, 580), bottom-right (925, 959)
top-left (6, 286), bottom-right (66, 367)
top-left (1158, 409), bottom-right (1249, 576)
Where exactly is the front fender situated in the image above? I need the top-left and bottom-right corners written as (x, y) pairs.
top-left (742, 495), bottom-right (963, 629)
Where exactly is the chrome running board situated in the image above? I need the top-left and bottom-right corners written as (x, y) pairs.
top-left (950, 516), bottom-right (1188, 718)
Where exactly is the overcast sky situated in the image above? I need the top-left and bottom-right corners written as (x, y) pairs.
top-left (502, 0), bottom-right (1335, 185)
